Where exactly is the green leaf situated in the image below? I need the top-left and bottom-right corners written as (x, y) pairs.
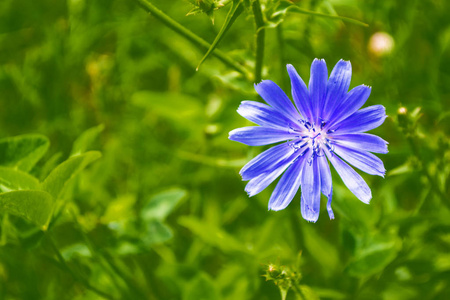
top-left (143, 220), bottom-right (173, 245)
top-left (178, 216), bottom-right (248, 253)
top-left (0, 166), bottom-right (40, 192)
top-left (301, 224), bottom-right (340, 276)
top-left (141, 188), bottom-right (187, 221)
top-left (39, 152), bottom-right (63, 181)
top-left (61, 243), bottom-right (92, 260)
top-left (184, 273), bottom-right (220, 300)
top-left (196, 0), bottom-right (243, 70)
top-left (132, 91), bottom-right (202, 118)
top-left (101, 194), bottom-right (136, 223)
top-left (299, 285), bottom-right (320, 300)
top-left (346, 233), bottom-right (401, 277)
top-left (41, 151), bottom-right (102, 199)
top-left (0, 190), bottom-right (54, 229)
top-left (0, 134), bottom-right (49, 172)
top-left (70, 124), bottom-right (104, 156)
top-left (176, 150), bottom-right (248, 168)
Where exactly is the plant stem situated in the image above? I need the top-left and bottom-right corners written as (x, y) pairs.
top-left (276, 24), bottom-right (288, 90)
top-left (290, 280), bottom-right (306, 300)
top-left (406, 135), bottom-right (449, 209)
top-left (47, 235), bottom-right (116, 300)
top-left (68, 210), bottom-right (148, 299)
top-left (134, 0), bottom-right (251, 80)
top-left (252, 0), bottom-right (265, 83)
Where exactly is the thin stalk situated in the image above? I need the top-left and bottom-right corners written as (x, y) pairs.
top-left (68, 210), bottom-right (148, 299)
top-left (406, 136), bottom-right (449, 209)
top-left (252, 0), bottom-right (265, 83)
top-left (47, 235), bottom-right (116, 300)
top-left (134, 0), bottom-right (251, 80)
top-left (276, 24), bottom-right (288, 90)
top-left (290, 280), bottom-right (306, 300)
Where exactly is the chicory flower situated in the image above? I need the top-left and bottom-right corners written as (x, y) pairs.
top-left (229, 59), bottom-right (387, 222)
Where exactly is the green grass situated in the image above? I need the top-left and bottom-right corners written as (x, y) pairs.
top-left (0, 0), bottom-right (449, 299)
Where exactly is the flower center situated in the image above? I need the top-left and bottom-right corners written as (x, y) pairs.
top-left (288, 120), bottom-right (335, 162)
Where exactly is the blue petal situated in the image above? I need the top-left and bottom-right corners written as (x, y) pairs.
top-left (322, 60), bottom-right (352, 121)
top-left (334, 105), bottom-right (387, 133)
top-left (309, 59), bottom-right (328, 124)
top-left (333, 145), bottom-right (386, 177)
top-left (268, 154), bottom-right (307, 211)
top-left (245, 152), bottom-right (300, 197)
top-left (237, 101), bottom-right (296, 129)
top-left (254, 80), bottom-right (300, 124)
top-left (325, 149), bottom-right (372, 204)
top-left (329, 85), bottom-right (371, 126)
top-left (318, 154), bottom-right (334, 220)
top-left (240, 142), bottom-right (295, 181)
top-left (286, 64), bottom-right (312, 122)
top-left (300, 153), bottom-right (321, 222)
top-left (330, 133), bottom-right (388, 154)
top-left (229, 126), bottom-right (295, 146)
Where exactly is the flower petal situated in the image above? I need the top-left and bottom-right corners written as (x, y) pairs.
top-left (330, 133), bottom-right (388, 154)
top-left (322, 60), bottom-right (352, 121)
top-left (329, 84), bottom-right (371, 126)
top-left (318, 154), bottom-right (334, 219)
top-left (287, 64), bottom-right (312, 122)
top-left (309, 59), bottom-right (328, 124)
top-left (333, 145), bottom-right (386, 177)
top-left (240, 142), bottom-right (295, 181)
top-left (334, 105), bottom-right (387, 133)
top-left (268, 154), bottom-right (308, 211)
top-left (245, 151), bottom-right (301, 197)
top-left (325, 149), bottom-right (372, 204)
top-left (254, 80), bottom-right (300, 124)
top-left (229, 126), bottom-right (295, 146)
top-left (300, 154), bottom-right (321, 222)
top-left (237, 101), bottom-right (295, 129)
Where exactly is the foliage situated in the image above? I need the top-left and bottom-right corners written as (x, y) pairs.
top-left (0, 0), bottom-right (450, 299)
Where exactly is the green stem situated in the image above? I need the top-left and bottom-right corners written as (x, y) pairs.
top-left (252, 0), bottom-right (265, 83)
top-left (134, 0), bottom-right (251, 80)
top-left (290, 280), bottom-right (305, 300)
top-left (276, 24), bottom-right (287, 90)
top-left (406, 135), bottom-right (449, 209)
top-left (68, 210), bottom-right (148, 299)
top-left (47, 235), bottom-right (116, 300)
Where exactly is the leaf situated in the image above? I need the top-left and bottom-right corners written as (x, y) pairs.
top-left (299, 285), bottom-right (320, 300)
top-left (176, 150), bottom-right (248, 168)
top-left (131, 91), bottom-right (205, 130)
top-left (301, 224), bottom-right (340, 276)
top-left (141, 188), bottom-right (187, 221)
top-left (196, 0), bottom-right (243, 70)
top-left (184, 273), bottom-right (220, 300)
top-left (346, 233), bottom-right (401, 277)
top-left (61, 243), bottom-right (92, 260)
top-left (0, 166), bottom-right (40, 192)
top-left (101, 194), bottom-right (136, 223)
top-left (0, 134), bottom-right (49, 172)
top-left (70, 124), bottom-right (105, 156)
top-left (41, 151), bottom-right (102, 199)
top-left (142, 220), bottom-right (173, 245)
top-left (178, 216), bottom-right (248, 253)
top-left (39, 152), bottom-right (63, 181)
top-left (0, 190), bottom-right (54, 229)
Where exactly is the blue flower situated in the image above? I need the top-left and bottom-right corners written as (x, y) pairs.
top-left (229, 59), bottom-right (388, 222)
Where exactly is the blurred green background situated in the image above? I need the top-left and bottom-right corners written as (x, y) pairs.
top-left (0, 0), bottom-right (450, 299)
